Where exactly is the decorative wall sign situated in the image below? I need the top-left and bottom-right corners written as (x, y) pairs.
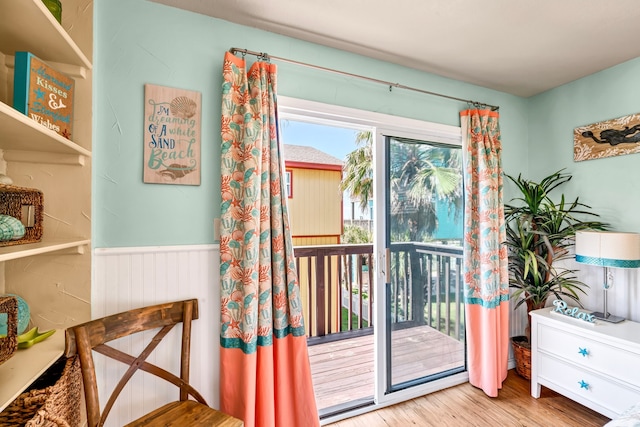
top-left (143, 84), bottom-right (201, 185)
top-left (552, 299), bottom-right (596, 323)
top-left (13, 52), bottom-right (75, 140)
top-left (574, 112), bottom-right (640, 161)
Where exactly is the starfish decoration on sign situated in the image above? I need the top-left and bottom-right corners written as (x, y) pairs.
top-left (578, 347), bottom-right (589, 357)
top-left (62, 129), bottom-right (71, 139)
top-left (34, 88), bottom-right (45, 100)
top-left (579, 380), bottom-right (589, 390)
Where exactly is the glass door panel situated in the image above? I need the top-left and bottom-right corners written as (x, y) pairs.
top-left (384, 136), bottom-right (466, 391)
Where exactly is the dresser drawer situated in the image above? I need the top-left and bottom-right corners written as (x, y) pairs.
top-left (537, 323), bottom-right (640, 386)
top-left (538, 353), bottom-right (640, 416)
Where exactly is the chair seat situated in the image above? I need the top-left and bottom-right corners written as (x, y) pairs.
top-left (125, 400), bottom-right (243, 426)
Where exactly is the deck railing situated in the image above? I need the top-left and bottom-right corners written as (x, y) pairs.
top-left (389, 242), bottom-right (465, 341)
top-left (294, 244), bottom-right (374, 345)
top-left (295, 242), bottom-right (464, 345)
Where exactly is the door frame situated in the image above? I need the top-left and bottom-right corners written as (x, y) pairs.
top-left (278, 96), bottom-right (469, 422)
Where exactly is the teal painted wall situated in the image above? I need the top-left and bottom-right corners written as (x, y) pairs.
top-left (528, 57), bottom-right (640, 232)
top-left (95, 0), bottom-right (529, 247)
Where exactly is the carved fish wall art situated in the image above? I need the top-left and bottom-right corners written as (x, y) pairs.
top-left (574, 112), bottom-right (640, 161)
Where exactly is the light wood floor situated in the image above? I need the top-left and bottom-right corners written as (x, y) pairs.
top-left (326, 369), bottom-right (611, 427)
top-left (309, 325), bottom-right (464, 410)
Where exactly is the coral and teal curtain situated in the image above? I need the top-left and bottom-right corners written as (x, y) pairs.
top-left (460, 108), bottom-right (509, 397)
top-left (219, 51), bottom-right (320, 427)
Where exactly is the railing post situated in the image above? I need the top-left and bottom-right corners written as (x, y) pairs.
top-left (402, 253), bottom-right (410, 321)
top-left (338, 254), bottom-right (345, 332)
top-left (426, 254), bottom-right (433, 328)
top-left (455, 257), bottom-right (463, 341)
top-left (435, 255), bottom-right (442, 330)
top-left (295, 256), bottom-right (308, 337)
top-left (444, 257), bottom-right (451, 336)
top-left (368, 253), bottom-right (374, 327)
top-left (327, 252), bottom-right (334, 334)
top-left (316, 251), bottom-right (325, 337)
top-left (409, 248), bottom-right (424, 325)
top-left (347, 254), bottom-right (353, 331)
top-left (357, 254), bottom-right (364, 329)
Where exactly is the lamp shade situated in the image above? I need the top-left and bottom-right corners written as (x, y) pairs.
top-left (575, 231), bottom-right (640, 268)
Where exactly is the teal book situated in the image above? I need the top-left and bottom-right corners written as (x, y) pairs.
top-left (13, 51), bottom-right (74, 140)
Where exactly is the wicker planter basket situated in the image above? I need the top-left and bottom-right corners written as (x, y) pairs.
top-left (511, 336), bottom-right (531, 380)
top-left (0, 296), bottom-right (18, 365)
top-left (0, 355), bottom-right (82, 427)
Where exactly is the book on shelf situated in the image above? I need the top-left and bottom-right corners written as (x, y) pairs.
top-left (13, 52), bottom-right (75, 140)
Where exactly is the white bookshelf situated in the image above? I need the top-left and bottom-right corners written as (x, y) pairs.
top-left (0, 0), bottom-right (92, 413)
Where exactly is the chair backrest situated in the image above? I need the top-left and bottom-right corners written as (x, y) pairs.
top-left (65, 299), bottom-right (205, 427)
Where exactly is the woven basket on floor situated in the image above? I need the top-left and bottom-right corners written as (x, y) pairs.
top-left (0, 355), bottom-right (82, 427)
top-left (0, 296), bottom-right (18, 365)
top-left (511, 336), bottom-right (531, 380)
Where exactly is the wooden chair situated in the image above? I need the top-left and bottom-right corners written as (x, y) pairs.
top-left (65, 299), bottom-right (243, 427)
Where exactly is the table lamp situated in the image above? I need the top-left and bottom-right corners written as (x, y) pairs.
top-left (575, 231), bottom-right (640, 323)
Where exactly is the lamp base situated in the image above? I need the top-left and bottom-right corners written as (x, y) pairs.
top-left (592, 311), bottom-right (625, 323)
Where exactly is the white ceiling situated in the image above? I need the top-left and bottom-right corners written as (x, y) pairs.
top-left (151, 0), bottom-right (640, 97)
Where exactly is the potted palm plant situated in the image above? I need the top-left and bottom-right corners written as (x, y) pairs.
top-left (504, 169), bottom-right (608, 379)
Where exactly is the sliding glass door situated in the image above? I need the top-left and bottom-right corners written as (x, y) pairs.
top-left (279, 97), bottom-right (470, 420)
top-left (377, 134), bottom-right (466, 394)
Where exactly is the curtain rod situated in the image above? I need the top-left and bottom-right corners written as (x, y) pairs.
top-left (229, 47), bottom-right (499, 111)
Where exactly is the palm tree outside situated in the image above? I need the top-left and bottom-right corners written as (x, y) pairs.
top-left (341, 132), bottom-right (463, 243)
top-left (340, 131), bottom-right (374, 212)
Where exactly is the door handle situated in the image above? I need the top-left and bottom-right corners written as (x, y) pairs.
top-left (379, 249), bottom-right (391, 283)
top-left (385, 248), bottom-right (390, 283)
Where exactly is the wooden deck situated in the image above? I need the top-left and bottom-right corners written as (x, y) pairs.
top-left (308, 325), bottom-right (465, 410)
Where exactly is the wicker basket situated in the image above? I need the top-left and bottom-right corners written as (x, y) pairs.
top-left (0, 355), bottom-right (82, 427)
top-left (0, 184), bottom-right (44, 247)
top-left (511, 336), bottom-right (531, 380)
top-left (0, 296), bottom-right (18, 365)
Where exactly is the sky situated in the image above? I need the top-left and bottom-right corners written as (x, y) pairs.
top-left (279, 119), bottom-right (358, 162)
top-left (279, 118), bottom-right (369, 219)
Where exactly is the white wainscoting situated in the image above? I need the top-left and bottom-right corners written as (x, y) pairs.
top-left (93, 245), bottom-right (634, 424)
top-left (509, 294), bottom-right (528, 337)
top-left (93, 244), bottom-right (221, 427)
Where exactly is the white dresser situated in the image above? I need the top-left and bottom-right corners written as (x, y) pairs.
top-left (531, 308), bottom-right (640, 418)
